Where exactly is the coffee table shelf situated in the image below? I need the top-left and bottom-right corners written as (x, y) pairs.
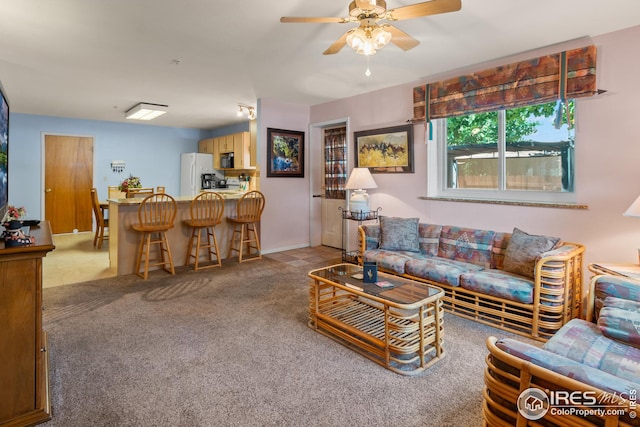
top-left (308, 263), bottom-right (445, 375)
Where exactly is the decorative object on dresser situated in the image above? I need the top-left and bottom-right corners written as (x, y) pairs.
top-left (4, 219), bottom-right (35, 247)
top-left (266, 128), bottom-right (305, 178)
top-left (359, 220), bottom-right (585, 340)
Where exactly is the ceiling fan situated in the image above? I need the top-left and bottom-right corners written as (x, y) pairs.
top-left (280, 0), bottom-right (462, 56)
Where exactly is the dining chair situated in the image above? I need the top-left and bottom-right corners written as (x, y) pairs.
top-left (108, 185), bottom-right (125, 199)
top-left (227, 191), bottom-right (265, 263)
top-left (90, 188), bottom-right (109, 248)
top-left (127, 187), bottom-right (155, 198)
top-left (156, 186), bottom-right (166, 194)
top-left (132, 193), bottom-right (177, 280)
top-left (184, 192), bottom-right (225, 270)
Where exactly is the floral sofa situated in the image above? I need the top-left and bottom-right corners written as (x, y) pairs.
top-left (483, 275), bottom-right (640, 426)
top-left (358, 217), bottom-right (585, 340)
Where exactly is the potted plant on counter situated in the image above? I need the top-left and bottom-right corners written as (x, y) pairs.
top-left (119, 174), bottom-right (142, 196)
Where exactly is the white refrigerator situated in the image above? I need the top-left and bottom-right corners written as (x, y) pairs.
top-left (180, 153), bottom-right (214, 197)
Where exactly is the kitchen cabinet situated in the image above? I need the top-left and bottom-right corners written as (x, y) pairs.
top-left (200, 132), bottom-right (251, 170)
top-left (218, 135), bottom-right (234, 153)
top-left (232, 132), bottom-right (251, 169)
top-left (0, 222), bottom-right (55, 427)
top-left (198, 138), bottom-right (214, 154)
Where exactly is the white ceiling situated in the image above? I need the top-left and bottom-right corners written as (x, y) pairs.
top-left (1, 0), bottom-right (639, 129)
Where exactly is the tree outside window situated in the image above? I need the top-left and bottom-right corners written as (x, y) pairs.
top-left (444, 100), bottom-right (575, 193)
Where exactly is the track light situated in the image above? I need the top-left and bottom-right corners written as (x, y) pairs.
top-left (237, 104), bottom-right (256, 120)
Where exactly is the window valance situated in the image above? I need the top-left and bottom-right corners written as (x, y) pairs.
top-left (412, 45), bottom-right (597, 121)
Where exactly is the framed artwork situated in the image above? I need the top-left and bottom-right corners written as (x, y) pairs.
top-left (354, 124), bottom-right (414, 173)
top-left (267, 128), bottom-right (305, 178)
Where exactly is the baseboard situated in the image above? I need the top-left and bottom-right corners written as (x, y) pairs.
top-left (262, 243), bottom-right (310, 255)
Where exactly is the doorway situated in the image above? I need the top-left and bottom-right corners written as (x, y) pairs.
top-left (309, 119), bottom-right (349, 249)
top-left (44, 134), bottom-right (94, 234)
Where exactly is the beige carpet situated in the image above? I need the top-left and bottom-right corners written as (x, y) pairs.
top-left (40, 256), bottom-right (530, 427)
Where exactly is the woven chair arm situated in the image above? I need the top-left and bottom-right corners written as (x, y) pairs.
top-left (532, 243), bottom-right (585, 318)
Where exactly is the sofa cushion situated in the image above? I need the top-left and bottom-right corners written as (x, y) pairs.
top-left (405, 257), bottom-right (484, 287)
top-left (362, 250), bottom-right (420, 275)
top-left (598, 297), bottom-right (640, 348)
top-left (437, 226), bottom-right (495, 268)
top-left (460, 269), bottom-right (533, 304)
top-left (503, 228), bottom-right (560, 279)
top-left (593, 276), bottom-right (640, 321)
top-left (497, 337), bottom-right (640, 397)
top-left (543, 318), bottom-right (640, 385)
top-left (418, 223), bottom-right (442, 256)
top-left (379, 216), bottom-right (420, 252)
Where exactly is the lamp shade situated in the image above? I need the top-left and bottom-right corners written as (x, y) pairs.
top-left (345, 168), bottom-right (377, 215)
top-left (624, 195), bottom-right (640, 218)
top-left (345, 168), bottom-right (377, 190)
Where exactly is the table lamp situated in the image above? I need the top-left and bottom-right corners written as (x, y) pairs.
top-left (345, 167), bottom-right (377, 214)
top-left (623, 194), bottom-right (640, 263)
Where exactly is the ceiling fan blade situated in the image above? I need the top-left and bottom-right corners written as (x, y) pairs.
top-left (280, 16), bottom-right (347, 24)
top-left (387, 0), bottom-right (461, 21)
top-left (323, 31), bottom-right (351, 55)
top-left (384, 25), bottom-right (420, 51)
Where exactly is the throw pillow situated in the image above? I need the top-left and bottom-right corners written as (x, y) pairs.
top-left (598, 297), bottom-right (640, 348)
top-left (503, 228), bottom-right (560, 278)
top-left (379, 216), bottom-right (420, 252)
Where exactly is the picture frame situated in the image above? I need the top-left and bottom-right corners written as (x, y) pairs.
top-left (267, 128), bottom-right (305, 178)
top-left (354, 124), bottom-right (414, 173)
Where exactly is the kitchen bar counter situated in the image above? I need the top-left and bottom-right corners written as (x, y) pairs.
top-left (108, 191), bottom-right (251, 276)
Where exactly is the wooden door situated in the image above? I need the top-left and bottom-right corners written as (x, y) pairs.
top-left (321, 126), bottom-right (347, 249)
top-left (44, 135), bottom-right (93, 234)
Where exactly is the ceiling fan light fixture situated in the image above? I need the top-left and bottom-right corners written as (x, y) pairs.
top-left (371, 26), bottom-right (391, 49)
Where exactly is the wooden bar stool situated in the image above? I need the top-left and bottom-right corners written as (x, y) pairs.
top-left (184, 192), bottom-right (225, 270)
top-left (227, 191), bottom-right (265, 263)
top-left (132, 193), bottom-right (177, 280)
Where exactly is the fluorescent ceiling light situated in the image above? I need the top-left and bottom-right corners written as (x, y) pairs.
top-left (125, 103), bottom-right (168, 120)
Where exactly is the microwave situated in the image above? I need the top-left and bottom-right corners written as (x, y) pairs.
top-left (221, 152), bottom-right (234, 169)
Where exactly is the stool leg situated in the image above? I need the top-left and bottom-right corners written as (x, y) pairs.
top-left (227, 224), bottom-right (240, 260)
top-left (185, 227), bottom-right (197, 267)
top-left (209, 227), bottom-right (222, 267)
top-left (249, 222), bottom-right (261, 260)
top-left (161, 231), bottom-right (175, 275)
top-left (238, 223), bottom-right (246, 263)
top-left (141, 232), bottom-right (152, 280)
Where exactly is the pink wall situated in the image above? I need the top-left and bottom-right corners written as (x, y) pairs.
top-left (306, 24), bottom-right (640, 269)
top-left (258, 98), bottom-right (312, 253)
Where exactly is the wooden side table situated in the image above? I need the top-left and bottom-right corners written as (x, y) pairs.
top-left (588, 262), bottom-right (640, 280)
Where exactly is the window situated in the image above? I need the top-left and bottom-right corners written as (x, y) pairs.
top-left (430, 100), bottom-right (576, 203)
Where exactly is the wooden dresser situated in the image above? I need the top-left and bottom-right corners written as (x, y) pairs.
top-left (0, 222), bottom-right (54, 427)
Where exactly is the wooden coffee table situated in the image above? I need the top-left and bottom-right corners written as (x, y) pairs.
top-left (308, 263), bottom-right (445, 375)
